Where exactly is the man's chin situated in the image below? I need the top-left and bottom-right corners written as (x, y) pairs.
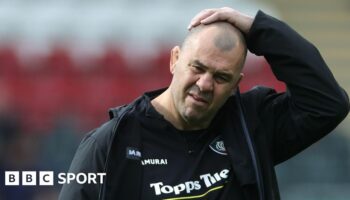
top-left (183, 110), bottom-right (208, 124)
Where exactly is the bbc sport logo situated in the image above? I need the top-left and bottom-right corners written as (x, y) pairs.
top-left (4, 171), bottom-right (106, 186)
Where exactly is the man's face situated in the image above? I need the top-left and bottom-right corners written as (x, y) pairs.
top-left (169, 28), bottom-right (245, 128)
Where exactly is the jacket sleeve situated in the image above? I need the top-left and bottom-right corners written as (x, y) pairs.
top-left (246, 11), bottom-right (350, 164)
top-left (58, 120), bottom-right (115, 200)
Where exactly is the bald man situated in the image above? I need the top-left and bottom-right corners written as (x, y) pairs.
top-left (59, 7), bottom-right (349, 200)
top-left (152, 22), bottom-right (246, 130)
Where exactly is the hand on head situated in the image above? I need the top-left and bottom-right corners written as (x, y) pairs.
top-left (188, 7), bottom-right (254, 34)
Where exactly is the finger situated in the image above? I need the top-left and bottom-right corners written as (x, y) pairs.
top-left (187, 9), bottom-right (216, 30)
top-left (200, 12), bottom-right (222, 24)
top-left (191, 9), bottom-right (214, 24)
top-left (188, 10), bottom-right (213, 29)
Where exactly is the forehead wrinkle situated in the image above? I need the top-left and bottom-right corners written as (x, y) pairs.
top-left (192, 59), bottom-right (234, 76)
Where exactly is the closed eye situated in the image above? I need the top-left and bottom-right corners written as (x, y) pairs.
top-left (214, 74), bottom-right (232, 84)
top-left (191, 64), bottom-right (205, 73)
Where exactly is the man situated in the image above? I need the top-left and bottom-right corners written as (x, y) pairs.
top-left (59, 7), bottom-right (349, 200)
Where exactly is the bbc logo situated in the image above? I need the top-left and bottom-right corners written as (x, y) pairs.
top-left (5, 171), bottom-right (54, 186)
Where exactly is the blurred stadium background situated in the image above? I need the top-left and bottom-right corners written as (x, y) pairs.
top-left (0, 0), bottom-right (349, 199)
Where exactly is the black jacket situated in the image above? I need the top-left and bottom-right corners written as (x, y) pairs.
top-left (59, 11), bottom-right (349, 200)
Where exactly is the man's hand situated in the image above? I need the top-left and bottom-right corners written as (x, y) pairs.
top-left (188, 7), bottom-right (254, 34)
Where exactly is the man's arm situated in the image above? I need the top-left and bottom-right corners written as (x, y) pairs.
top-left (246, 10), bottom-right (349, 163)
top-left (189, 7), bottom-right (349, 163)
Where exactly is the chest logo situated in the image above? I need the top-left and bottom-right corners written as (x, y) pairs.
top-left (209, 136), bottom-right (227, 155)
top-left (126, 147), bottom-right (142, 160)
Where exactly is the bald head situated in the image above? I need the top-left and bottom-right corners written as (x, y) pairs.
top-left (181, 22), bottom-right (247, 69)
top-left (183, 22), bottom-right (246, 50)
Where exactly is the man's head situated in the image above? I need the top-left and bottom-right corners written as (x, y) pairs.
top-left (167, 22), bottom-right (247, 129)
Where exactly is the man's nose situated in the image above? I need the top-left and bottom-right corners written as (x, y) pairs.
top-left (196, 73), bottom-right (214, 92)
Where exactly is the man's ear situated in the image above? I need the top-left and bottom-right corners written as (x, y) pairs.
top-left (232, 73), bottom-right (244, 92)
top-left (170, 46), bottom-right (180, 74)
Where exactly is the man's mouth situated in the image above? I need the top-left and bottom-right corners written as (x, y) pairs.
top-left (188, 93), bottom-right (209, 105)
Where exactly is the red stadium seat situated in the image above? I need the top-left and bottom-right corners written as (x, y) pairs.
top-left (0, 45), bottom-right (22, 77)
top-left (39, 45), bottom-right (77, 77)
top-left (90, 46), bottom-right (129, 77)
